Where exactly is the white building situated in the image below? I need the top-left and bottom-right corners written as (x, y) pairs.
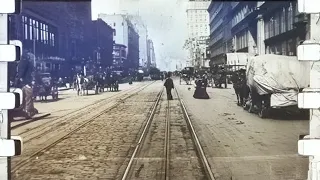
top-left (126, 15), bottom-right (148, 68)
top-left (98, 14), bottom-right (129, 48)
top-left (186, 0), bottom-right (211, 38)
top-left (186, 0), bottom-right (211, 68)
top-left (147, 39), bottom-right (156, 68)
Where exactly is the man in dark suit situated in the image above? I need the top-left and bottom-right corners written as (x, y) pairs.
top-left (16, 52), bottom-right (34, 87)
top-left (164, 72), bottom-right (174, 100)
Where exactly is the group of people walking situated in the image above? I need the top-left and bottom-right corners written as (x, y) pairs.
top-left (163, 72), bottom-right (210, 100)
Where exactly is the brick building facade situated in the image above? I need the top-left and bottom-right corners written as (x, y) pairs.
top-left (9, 1), bottom-right (92, 78)
top-left (91, 19), bottom-right (114, 68)
top-left (126, 19), bottom-right (140, 73)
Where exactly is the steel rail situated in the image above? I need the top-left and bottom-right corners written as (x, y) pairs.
top-left (13, 81), bottom-right (156, 143)
top-left (121, 88), bottom-right (164, 180)
top-left (11, 82), bottom-right (156, 173)
top-left (164, 99), bottom-right (170, 180)
top-left (174, 88), bottom-right (216, 180)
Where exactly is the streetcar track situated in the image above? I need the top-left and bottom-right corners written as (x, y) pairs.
top-left (12, 83), bottom-right (149, 132)
top-left (175, 88), bottom-right (216, 180)
top-left (121, 88), bottom-right (164, 180)
top-left (14, 82), bottom-right (155, 144)
top-left (121, 89), bottom-right (215, 180)
top-left (11, 81), bottom-right (156, 173)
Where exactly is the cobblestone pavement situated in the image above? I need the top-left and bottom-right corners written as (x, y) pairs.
top-left (11, 81), bottom-right (148, 128)
top-left (128, 90), bottom-right (205, 180)
top-left (11, 81), bottom-right (163, 180)
top-left (175, 78), bottom-right (309, 180)
top-left (10, 81), bottom-right (154, 171)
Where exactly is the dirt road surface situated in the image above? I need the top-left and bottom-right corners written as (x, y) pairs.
top-left (176, 79), bottom-right (309, 180)
top-left (11, 81), bottom-right (163, 180)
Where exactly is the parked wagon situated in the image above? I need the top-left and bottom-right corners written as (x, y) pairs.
top-left (179, 67), bottom-right (194, 85)
top-left (244, 54), bottom-right (310, 118)
top-left (85, 75), bottom-right (101, 95)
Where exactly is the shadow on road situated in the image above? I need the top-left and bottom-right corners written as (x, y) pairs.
top-left (11, 113), bottom-right (51, 130)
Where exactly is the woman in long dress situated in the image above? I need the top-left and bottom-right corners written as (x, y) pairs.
top-left (193, 75), bottom-right (210, 99)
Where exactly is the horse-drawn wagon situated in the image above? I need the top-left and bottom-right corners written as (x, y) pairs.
top-left (179, 67), bottom-right (194, 85)
top-left (244, 54), bottom-right (310, 118)
top-left (211, 66), bottom-right (227, 88)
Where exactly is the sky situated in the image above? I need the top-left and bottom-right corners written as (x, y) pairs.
top-left (92, 0), bottom-right (189, 71)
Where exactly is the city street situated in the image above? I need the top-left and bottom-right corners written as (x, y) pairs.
top-left (175, 78), bottom-right (309, 180)
top-left (11, 81), bottom-right (162, 180)
top-left (8, 79), bottom-right (309, 180)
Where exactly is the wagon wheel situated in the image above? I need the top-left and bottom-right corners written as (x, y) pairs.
top-left (258, 101), bottom-right (269, 118)
top-left (258, 106), bottom-right (268, 118)
top-left (246, 93), bottom-right (254, 113)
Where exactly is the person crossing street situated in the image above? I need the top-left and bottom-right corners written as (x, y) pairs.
top-left (164, 72), bottom-right (174, 100)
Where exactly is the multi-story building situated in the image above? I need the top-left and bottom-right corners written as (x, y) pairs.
top-left (98, 14), bottom-right (140, 74)
top-left (187, 0), bottom-right (210, 38)
top-left (112, 44), bottom-right (127, 71)
top-left (147, 39), bottom-right (156, 68)
top-left (9, 1), bottom-right (92, 78)
top-left (208, 1), bottom-right (308, 66)
top-left (127, 19), bottom-right (140, 72)
top-left (90, 19), bottom-right (114, 68)
top-left (186, 0), bottom-right (211, 68)
top-left (258, 1), bottom-right (307, 56)
top-left (207, 2), bottom-right (232, 65)
top-left (126, 15), bottom-right (148, 68)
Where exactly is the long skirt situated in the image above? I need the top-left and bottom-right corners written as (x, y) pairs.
top-left (193, 87), bottom-right (210, 99)
top-left (22, 85), bottom-right (38, 118)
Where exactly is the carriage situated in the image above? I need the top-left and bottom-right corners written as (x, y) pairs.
top-left (33, 73), bottom-right (59, 101)
top-left (179, 67), bottom-right (194, 85)
top-left (211, 66), bottom-right (227, 88)
top-left (83, 75), bottom-right (101, 95)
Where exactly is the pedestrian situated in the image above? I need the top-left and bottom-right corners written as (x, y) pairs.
top-left (164, 72), bottom-right (174, 100)
top-left (193, 74), bottom-right (210, 99)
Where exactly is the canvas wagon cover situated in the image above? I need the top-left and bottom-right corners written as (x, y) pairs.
top-left (246, 54), bottom-right (310, 95)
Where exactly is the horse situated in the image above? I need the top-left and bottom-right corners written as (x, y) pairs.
top-left (38, 84), bottom-right (51, 101)
top-left (76, 76), bottom-right (87, 96)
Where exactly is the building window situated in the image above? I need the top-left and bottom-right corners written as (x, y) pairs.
top-left (29, 18), bottom-right (33, 40)
top-left (113, 29), bottom-right (116, 36)
top-left (280, 7), bottom-right (286, 33)
top-left (32, 20), bottom-right (36, 41)
top-left (35, 21), bottom-right (39, 40)
top-left (274, 12), bottom-right (280, 36)
top-left (236, 30), bottom-right (248, 50)
top-left (52, 34), bottom-right (55, 46)
top-left (287, 3), bottom-right (293, 31)
top-left (22, 16), bottom-right (28, 40)
top-left (113, 22), bottom-right (116, 26)
top-left (45, 25), bottom-right (48, 44)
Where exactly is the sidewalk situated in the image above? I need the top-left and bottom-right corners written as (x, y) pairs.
top-left (11, 81), bottom-right (148, 126)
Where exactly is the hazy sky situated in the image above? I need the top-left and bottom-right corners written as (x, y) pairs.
top-left (92, 0), bottom-right (188, 71)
